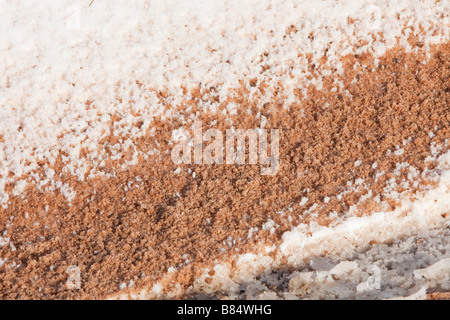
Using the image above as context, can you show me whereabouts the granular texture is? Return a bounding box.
[184,223,450,300]
[0,43,448,299]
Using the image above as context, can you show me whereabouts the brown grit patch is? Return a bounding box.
[427,291,450,300]
[0,43,449,299]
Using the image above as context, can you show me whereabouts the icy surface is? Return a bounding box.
[191,224,450,300]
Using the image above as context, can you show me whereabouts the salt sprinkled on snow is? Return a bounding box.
[0,0,449,206]
[115,149,450,299]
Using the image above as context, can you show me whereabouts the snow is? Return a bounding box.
[0,0,449,206]
[0,0,449,300]
[117,149,450,299]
